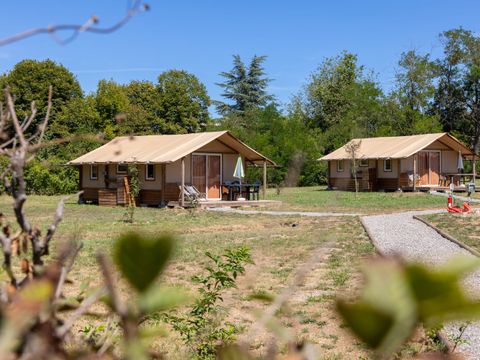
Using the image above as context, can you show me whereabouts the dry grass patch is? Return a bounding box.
[0,195,375,358]
[420,212,480,252]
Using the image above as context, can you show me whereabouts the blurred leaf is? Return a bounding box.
[217,344,254,360]
[114,232,174,292]
[337,300,394,348]
[138,286,190,313]
[336,258,417,356]
[247,290,275,302]
[405,258,480,325]
[55,297,81,311]
[124,340,148,360]
[264,316,293,342]
[138,325,169,339]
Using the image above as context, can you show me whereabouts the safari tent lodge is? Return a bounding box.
[69,131,275,207]
[320,133,476,192]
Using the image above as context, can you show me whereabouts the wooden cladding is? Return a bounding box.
[98,189,117,206]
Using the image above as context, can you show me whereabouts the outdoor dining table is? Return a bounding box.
[444,173,475,186]
[222,183,257,201]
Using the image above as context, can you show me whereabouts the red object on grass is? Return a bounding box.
[447,202,472,213]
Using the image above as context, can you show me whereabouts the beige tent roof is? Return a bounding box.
[69,131,275,166]
[319,133,474,161]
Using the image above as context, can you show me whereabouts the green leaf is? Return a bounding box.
[337,258,417,356]
[138,286,190,313]
[114,232,174,292]
[337,300,394,348]
[405,258,480,325]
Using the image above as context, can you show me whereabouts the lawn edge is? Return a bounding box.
[412,215,480,257]
[359,216,386,257]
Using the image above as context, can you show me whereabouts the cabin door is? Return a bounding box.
[417,151,440,186]
[429,152,440,186]
[192,154,222,200]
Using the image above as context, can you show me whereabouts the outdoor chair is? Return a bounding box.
[185,185,207,201]
[178,184,206,205]
[230,180,242,200]
[249,180,261,200]
[223,181,232,200]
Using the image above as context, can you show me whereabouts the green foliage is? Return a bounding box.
[165,246,253,359]
[216,55,273,116]
[157,69,211,133]
[0,59,82,137]
[113,232,174,292]
[24,158,78,195]
[214,104,322,186]
[337,256,480,357]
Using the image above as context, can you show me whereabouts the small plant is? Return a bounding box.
[450,321,471,352]
[124,164,140,223]
[164,246,253,359]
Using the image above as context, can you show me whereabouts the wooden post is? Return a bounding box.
[79,165,83,191]
[413,155,417,192]
[327,161,331,189]
[473,155,477,183]
[104,164,109,189]
[161,164,166,206]
[181,157,185,207]
[397,159,401,190]
[262,160,267,200]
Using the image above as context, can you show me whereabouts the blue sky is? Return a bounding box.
[0,0,479,114]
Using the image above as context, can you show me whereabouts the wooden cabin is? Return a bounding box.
[69,131,275,206]
[319,133,476,192]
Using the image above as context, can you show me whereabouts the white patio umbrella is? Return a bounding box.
[233,156,245,200]
[457,150,464,173]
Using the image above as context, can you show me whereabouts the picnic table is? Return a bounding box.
[444,173,475,186]
[222,183,260,201]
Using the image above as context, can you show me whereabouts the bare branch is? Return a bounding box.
[5,90,27,148]
[55,286,107,338]
[37,86,52,144]
[0,1,150,47]
[97,253,126,317]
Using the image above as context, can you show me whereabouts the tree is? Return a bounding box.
[344,140,362,195]
[215,55,273,117]
[0,59,82,137]
[301,51,387,153]
[433,28,480,156]
[156,70,210,133]
[391,50,440,134]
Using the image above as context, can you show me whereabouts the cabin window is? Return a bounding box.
[384,159,392,172]
[337,160,344,172]
[90,164,98,180]
[146,164,155,180]
[359,159,369,167]
[117,164,128,174]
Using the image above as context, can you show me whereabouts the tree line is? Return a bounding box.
[1,27,479,194]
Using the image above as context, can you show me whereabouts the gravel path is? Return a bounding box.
[362,209,480,359]
[205,207,359,217]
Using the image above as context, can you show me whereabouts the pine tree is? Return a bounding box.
[215,55,273,116]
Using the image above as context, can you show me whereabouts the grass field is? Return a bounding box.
[266,186,446,214]
[420,212,480,252]
[0,188,449,358]
[0,194,375,359]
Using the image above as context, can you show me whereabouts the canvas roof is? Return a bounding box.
[69,131,275,166]
[319,133,474,161]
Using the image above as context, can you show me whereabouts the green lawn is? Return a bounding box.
[420,212,480,252]
[0,194,374,359]
[0,188,449,358]
[265,186,446,214]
